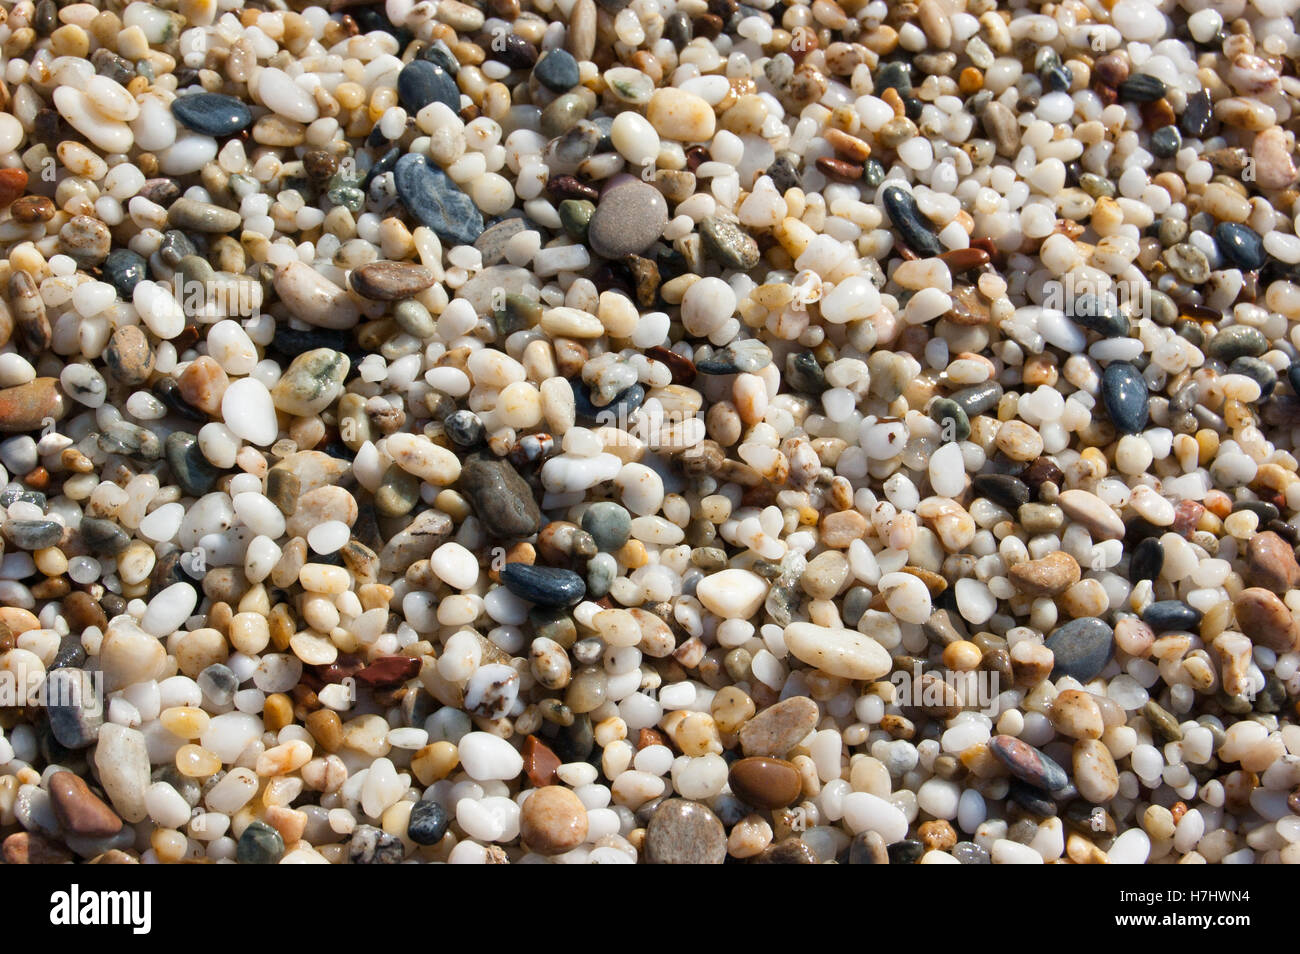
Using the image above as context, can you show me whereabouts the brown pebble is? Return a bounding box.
[348,261,436,300]
[729,756,803,809]
[520,785,588,855]
[0,378,66,433]
[3,830,73,864]
[0,167,28,207]
[48,770,123,838]
[523,734,561,787]
[815,156,864,182]
[1234,587,1300,653]
[62,590,108,631]
[752,836,819,863]
[1245,531,1300,594]
[10,194,55,223]
[355,654,421,687]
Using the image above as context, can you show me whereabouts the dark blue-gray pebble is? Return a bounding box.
[236,820,285,864]
[1070,293,1129,337]
[1046,616,1114,682]
[1229,356,1277,399]
[1214,222,1266,271]
[103,248,148,298]
[1129,537,1163,583]
[1101,361,1148,434]
[533,49,580,92]
[500,562,586,607]
[394,153,484,246]
[1142,600,1203,633]
[170,93,252,137]
[407,799,450,845]
[397,58,460,113]
[881,184,943,257]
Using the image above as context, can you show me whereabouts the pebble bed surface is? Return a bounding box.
[1,0,1300,868]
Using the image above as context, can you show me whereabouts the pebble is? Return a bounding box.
[520,786,588,855]
[738,696,818,758]
[645,798,727,864]
[586,179,668,259]
[171,93,252,137]
[882,185,943,257]
[407,799,450,845]
[458,457,543,539]
[397,59,461,113]
[533,50,580,93]
[349,261,436,300]
[783,621,892,680]
[1100,361,1148,435]
[394,153,485,246]
[48,771,122,838]
[989,735,1069,793]
[1045,617,1114,682]
[348,825,404,864]
[700,216,761,270]
[1245,531,1300,594]
[1234,588,1300,653]
[500,563,586,607]
[728,757,802,809]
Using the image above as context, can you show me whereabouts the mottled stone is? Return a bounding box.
[644,798,726,864]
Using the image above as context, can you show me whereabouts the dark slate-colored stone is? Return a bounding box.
[950,382,1003,418]
[1129,536,1164,583]
[164,431,222,497]
[79,517,129,555]
[875,60,912,96]
[1206,325,1267,362]
[4,519,62,550]
[1045,617,1114,682]
[1143,600,1203,633]
[1070,293,1129,337]
[766,156,802,193]
[886,839,925,864]
[102,248,147,299]
[972,473,1030,509]
[394,153,484,246]
[1180,89,1212,138]
[571,379,645,424]
[500,562,586,607]
[157,229,197,268]
[1008,778,1059,816]
[396,58,460,113]
[533,49,580,92]
[236,820,285,864]
[881,184,943,257]
[1118,73,1166,101]
[458,456,543,540]
[170,93,252,137]
[1215,222,1266,271]
[1150,124,1181,159]
[929,396,970,441]
[990,734,1070,792]
[1101,361,1148,434]
[407,799,450,845]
